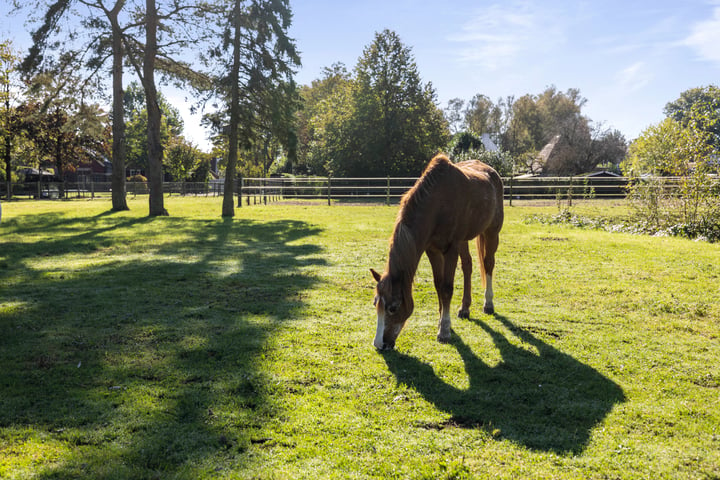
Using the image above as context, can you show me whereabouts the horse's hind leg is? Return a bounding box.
[477,230,499,315]
[458,241,472,319]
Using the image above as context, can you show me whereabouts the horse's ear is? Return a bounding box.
[370,268,382,283]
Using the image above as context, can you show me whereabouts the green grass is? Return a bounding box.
[1,197,719,479]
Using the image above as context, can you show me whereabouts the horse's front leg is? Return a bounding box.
[427,247,458,344]
[458,241,472,319]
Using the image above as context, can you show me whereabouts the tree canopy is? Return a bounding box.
[297,30,448,177]
[447,86,626,175]
[664,85,720,151]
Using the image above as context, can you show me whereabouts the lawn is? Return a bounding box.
[1,197,718,479]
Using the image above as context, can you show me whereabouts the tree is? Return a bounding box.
[339,29,449,176]
[583,124,627,171]
[1,41,22,199]
[19,0,135,210]
[624,115,718,228]
[141,0,167,215]
[102,0,132,211]
[16,54,109,196]
[444,97,465,135]
[664,85,720,151]
[123,82,184,173]
[296,63,353,175]
[464,94,504,143]
[165,136,202,182]
[203,0,300,218]
[504,94,542,157]
[501,86,611,175]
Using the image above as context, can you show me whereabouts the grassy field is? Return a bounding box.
[1,197,718,479]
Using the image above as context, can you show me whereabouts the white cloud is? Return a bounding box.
[683,6,720,64]
[615,62,653,92]
[448,2,565,71]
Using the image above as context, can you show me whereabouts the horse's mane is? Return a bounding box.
[386,154,454,281]
[398,154,453,223]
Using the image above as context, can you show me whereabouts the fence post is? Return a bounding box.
[327,175,332,206]
[386,176,390,205]
[508,176,513,207]
[237,176,243,207]
[568,176,573,207]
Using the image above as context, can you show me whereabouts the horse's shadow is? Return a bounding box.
[382,315,625,454]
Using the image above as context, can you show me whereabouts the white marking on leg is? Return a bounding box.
[437,307,452,342]
[484,273,494,312]
[374,313,386,349]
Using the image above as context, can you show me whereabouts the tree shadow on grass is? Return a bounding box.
[0,215,325,478]
[382,314,625,454]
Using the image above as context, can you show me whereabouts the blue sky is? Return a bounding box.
[3,0,720,149]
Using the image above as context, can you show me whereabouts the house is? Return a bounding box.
[75,158,112,183]
[480,133,499,153]
[531,135,562,174]
[583,170,622,178]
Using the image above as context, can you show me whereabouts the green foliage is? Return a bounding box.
[1,41,21,191]
[623,108,720,236]
[296,63,354,175]
[299,30,449,177]
[15,64,110,186]
[448,131,484,156]
[664,84,720,150]
[464,94,505,139]
[446,132,514,177]
[123,82,185,173]
[165,137,206,182]
[449,86,626,176]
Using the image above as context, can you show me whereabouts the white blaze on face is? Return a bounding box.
[373,311,386,349]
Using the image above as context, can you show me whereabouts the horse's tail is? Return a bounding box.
[476,234,487,289]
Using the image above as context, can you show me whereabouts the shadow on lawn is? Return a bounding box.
[382,314,625,454]
[0,213,325,478]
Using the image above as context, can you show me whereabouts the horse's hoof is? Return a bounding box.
[437,332,452,344]
[483,305,495,315]
[457,308,470,319]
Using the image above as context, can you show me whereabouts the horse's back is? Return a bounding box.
[452,160,504,236]
[455,160,503,194]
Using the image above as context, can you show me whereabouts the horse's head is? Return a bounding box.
[370,268,414,350]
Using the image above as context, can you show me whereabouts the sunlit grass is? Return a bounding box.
[1,196,719,479]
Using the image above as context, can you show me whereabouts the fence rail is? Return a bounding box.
[238,175,633,205]
[2,175,711,205]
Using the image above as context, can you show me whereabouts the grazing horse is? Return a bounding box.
[370,154,504,350]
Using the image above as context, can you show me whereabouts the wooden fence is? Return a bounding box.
[237,175,631,205]
[2,175,707,205]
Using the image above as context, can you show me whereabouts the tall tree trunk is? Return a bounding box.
[54,132,65,199]
[3,76,10,200]
[144,0,167,216]
[222,0,242,218]
[3,85,10,200]
[3,136,10,201]
[109,1,128,211]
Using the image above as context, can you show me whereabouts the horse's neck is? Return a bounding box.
[388,221,423,282]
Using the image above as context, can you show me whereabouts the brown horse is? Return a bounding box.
[370,154,504,350]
